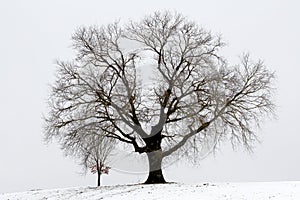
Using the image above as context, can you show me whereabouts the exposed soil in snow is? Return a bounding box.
[1,182,299,200]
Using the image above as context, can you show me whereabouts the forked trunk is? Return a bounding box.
[144,149,166,184]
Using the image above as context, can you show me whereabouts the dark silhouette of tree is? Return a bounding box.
[45,11,275,184]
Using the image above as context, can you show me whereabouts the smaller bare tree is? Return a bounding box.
[78,134,115,187]
[45,116,116,186]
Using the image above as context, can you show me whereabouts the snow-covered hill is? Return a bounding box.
[1,182,299,200]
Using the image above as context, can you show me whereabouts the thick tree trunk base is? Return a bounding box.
[144,169,167,184]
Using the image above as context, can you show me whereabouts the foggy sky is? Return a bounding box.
[0,0,299,193]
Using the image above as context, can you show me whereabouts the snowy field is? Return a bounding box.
[1,182,299,200]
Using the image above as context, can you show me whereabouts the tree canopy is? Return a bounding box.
[45,11,275,184]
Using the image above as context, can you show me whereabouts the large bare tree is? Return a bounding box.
[45,11,275,184]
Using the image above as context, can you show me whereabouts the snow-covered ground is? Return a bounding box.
[1,182,299,200]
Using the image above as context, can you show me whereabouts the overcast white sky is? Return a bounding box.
[0,0,300,194]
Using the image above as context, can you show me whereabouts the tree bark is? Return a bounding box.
[97,170,101,187]
[96,161,102,187]
[144,149,166,184]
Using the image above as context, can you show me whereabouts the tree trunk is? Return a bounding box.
[97,170,101,187]
[144,149,166,184]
